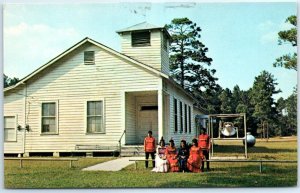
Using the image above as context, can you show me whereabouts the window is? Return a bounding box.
[132,31,151,47]
[141,106,158,111]
[174,98,178,133]
[84,51,95,65]
[87,101,104,133]
[180,101,183,133]
[188,106,191,133]
[184,104,187,133]
[41,102,57,134]
[4,116,16,142]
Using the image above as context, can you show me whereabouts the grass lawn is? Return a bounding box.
[4,138,298,188]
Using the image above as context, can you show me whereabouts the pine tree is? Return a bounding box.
[250,71,281,136]
[166,18,219,112]
[166,17,217,93]
[218,88,234,114]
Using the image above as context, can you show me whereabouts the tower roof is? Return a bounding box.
[116,22,163,33]
[116,22,171,38]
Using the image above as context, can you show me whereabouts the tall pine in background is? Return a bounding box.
[166,18,219,112]
[250,71,281,136]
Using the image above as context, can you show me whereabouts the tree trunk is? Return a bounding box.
[180,41,184,88]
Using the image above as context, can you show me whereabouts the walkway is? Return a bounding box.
[82,157,143,171]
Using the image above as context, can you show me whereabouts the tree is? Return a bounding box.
[250,71,281,136]
[273,15,297,71]
[274,87,297,137]
[284,87,297,135]
[166,18,220,113]
[218,88,234,114]
[274,97,286,136]
[199,85,222,114]
[4,74,19,88]
[232,85,242,112]
[166,18,217,92]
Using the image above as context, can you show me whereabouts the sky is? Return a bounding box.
[2,0,297,100]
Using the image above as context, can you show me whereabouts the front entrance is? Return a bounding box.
[137,104,158,144]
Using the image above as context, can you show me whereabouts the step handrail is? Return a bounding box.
[118,130,126,157]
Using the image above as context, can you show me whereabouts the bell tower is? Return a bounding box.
[117,22,170,75]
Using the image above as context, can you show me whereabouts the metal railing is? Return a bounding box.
[118,130,126,157]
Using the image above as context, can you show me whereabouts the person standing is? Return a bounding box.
[198,128,211,171]
[144,130,156,168]
[178,139,189,172]
[187,138,204,173]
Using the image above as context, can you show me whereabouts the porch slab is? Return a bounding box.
[82,157,142,171]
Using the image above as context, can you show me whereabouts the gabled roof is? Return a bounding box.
[116,22,171,38]
[4,37,168,92]
[4,36,200,110]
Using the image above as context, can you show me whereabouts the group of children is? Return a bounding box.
[144,129,211,173]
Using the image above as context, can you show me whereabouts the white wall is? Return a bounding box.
[4,86,25,153]
[163,80,196,146]
[120,30,170,76]
[4,42,161,153]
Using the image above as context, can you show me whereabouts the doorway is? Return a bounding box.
[136,104,158,144]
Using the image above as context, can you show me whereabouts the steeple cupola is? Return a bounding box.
[117,22,171,75]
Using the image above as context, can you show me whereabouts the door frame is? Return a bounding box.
[136,102,158,144]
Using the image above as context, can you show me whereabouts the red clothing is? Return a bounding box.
[165,146,179,172]
[187,146,204,173]
[198,134,210,149]
[144,136,156,152]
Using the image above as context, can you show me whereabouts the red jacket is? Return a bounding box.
[198,134,210,149]
[144,136,156,152]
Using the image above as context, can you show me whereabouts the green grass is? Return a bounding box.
[4,139,298,188]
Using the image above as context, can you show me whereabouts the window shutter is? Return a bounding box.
[132,31,151,46]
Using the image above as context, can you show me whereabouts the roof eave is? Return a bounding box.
[164,76,199,102]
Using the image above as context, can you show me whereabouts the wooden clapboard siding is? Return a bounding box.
[161,48,169,75]
[125,93,136,144]
[164,80,196,146]
[162,93,170,142]
[161,33,170,75]
[3,86,25,153]
[121,30,163,73]
[7,42,161,152]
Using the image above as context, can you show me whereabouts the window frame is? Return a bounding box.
[131,31,151,47]
[85,99,105,134]
[40,101,59,135]
[184,104,187,133]
[173,97,178,133]
[180,101,183,133]
[4,115,17,142]
[84,51,95,65]
[188,106,192,133]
